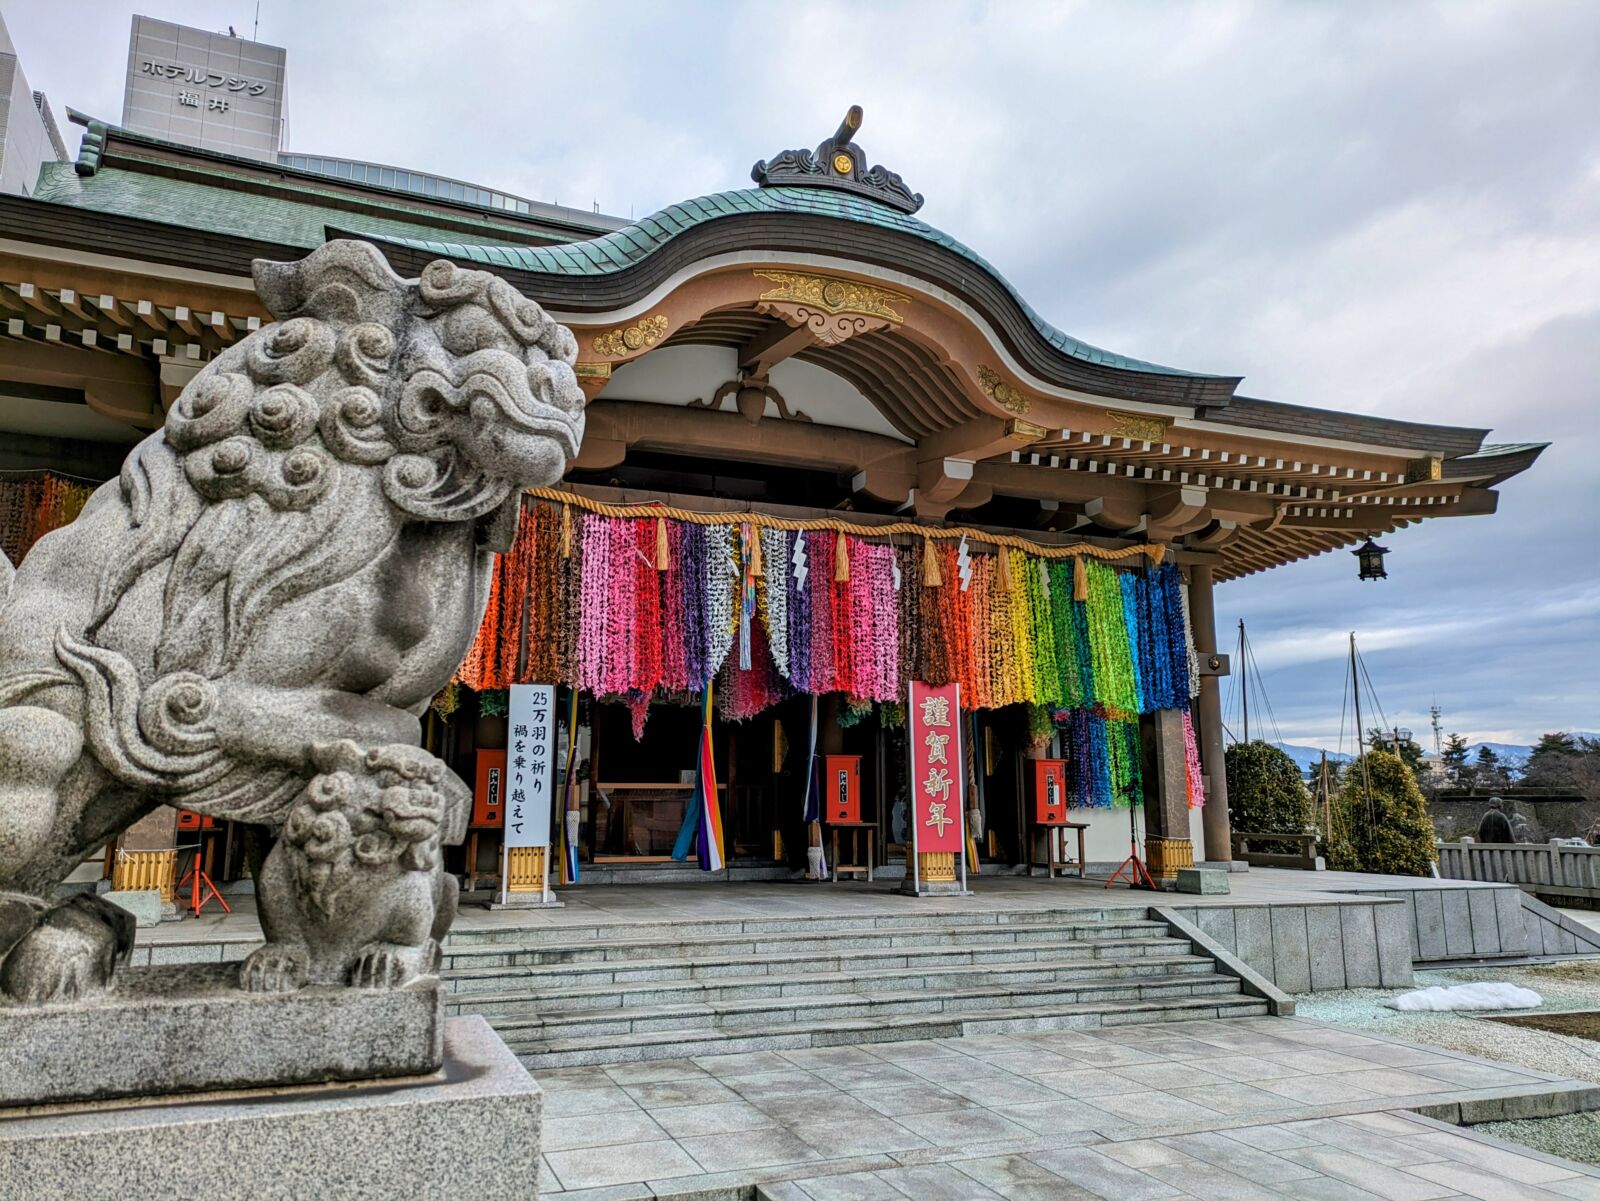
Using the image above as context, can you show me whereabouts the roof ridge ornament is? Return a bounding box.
[66,108,108,177]
[751,105,924,214]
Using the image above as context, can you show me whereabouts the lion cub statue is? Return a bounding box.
[0,239,583,1001]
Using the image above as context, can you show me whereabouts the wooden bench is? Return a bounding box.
[1231,831,1321,870]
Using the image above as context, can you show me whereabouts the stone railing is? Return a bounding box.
[1436,839,1600,899]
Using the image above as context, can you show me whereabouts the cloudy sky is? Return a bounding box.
[9,1,1596,750]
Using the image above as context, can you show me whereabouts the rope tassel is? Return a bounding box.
[1073,555,1088,602]
[834,531,850,582]
[923,536,943,587]
[560,503,574,558]
[655,517,670,571]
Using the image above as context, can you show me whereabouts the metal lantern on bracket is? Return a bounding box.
[1352,538,1390,581]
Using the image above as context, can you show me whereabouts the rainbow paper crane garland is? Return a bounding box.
[459,499,1205,808]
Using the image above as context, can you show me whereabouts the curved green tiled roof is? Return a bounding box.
[31,160,548,253]
[359,185,1215,380]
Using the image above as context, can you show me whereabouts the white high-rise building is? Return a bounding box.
[0,11,68,196]
[121,15,286,161]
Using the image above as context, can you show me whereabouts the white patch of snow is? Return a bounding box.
[1385,982,1543,1012]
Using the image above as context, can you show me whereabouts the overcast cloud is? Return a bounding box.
[8,0,1596,749]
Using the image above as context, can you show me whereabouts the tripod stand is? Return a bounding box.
[1105,803,1156,890]
[176,836,231,917]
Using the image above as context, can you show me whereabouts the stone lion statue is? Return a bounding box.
[0,239,583,1002]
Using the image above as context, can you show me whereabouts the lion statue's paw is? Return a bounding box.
[239,943,309,993]
[349,938,437,989]
[0,894,134,1004]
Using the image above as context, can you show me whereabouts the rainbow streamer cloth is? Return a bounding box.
[671,684,726,872]
[559,687,581,884]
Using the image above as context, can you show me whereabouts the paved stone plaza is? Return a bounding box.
[130,874,1600,1197]
[534,1013,1600,1199]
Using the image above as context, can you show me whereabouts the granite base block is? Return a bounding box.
[490,892,567,910]
[1175,868,1230,895]
[103,889,163,928]
[0,1017,540,1201]
[0,961,442,1107]
[895,882,973,897]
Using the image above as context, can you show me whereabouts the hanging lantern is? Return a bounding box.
[1352,538,1389,581]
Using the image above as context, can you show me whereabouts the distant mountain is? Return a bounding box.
[1272,743,1352,773]
[1466,742,1532,764]
[1244,736,1589,774]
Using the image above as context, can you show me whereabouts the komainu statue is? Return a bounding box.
[0,239,583,1002]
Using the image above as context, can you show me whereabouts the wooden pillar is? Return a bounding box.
[1141,708,1194,879]
[1187,565,1233,863]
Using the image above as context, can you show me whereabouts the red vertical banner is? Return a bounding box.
[908,681,964,854]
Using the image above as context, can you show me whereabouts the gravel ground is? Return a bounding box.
[1297,960,1600,1163]
[1478,1111,1600,1164]
[1296,961,1600,1086]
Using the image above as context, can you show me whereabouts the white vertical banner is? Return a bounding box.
[506,683,555,849]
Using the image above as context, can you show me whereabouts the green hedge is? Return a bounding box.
[1327,749,1437,876]
[1224,740,1309,841]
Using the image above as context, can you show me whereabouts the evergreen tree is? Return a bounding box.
[1474,745,1510,791]
[1522,732,1581,791]
[1327,749,1437,876]
[1441,733,1470,787]
[1367,727,1426,776]
[1225,740,1310,847]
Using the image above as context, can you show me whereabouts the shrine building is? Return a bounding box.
[0,102,1544,897]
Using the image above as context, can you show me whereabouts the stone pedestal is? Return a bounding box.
[0,962,443,1107]
[1176,867,1230,895]
[897,881,973,896]
[0,1017,540,1201]
[102,888,163,928]
[897,850,972,896]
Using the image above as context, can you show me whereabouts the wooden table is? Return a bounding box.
[829,822,875,882]
[464,828,498,892]
[1031,821,1089,879]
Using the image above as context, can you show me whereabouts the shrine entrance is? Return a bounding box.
[582,696,912,875]
[452,684,1087,887]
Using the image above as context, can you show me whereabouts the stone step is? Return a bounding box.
[454,972,1243,1030]
[444,952,1221,1011]
[504,994,1271,1069]
[439,904,1153,946]
[442,932,1194,986]
[439,919,1176,969]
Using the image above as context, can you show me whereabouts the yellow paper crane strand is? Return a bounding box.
[525,488,1164,568]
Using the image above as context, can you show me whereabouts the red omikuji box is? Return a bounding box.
[471,749,507,829]
[825,754,861,823]
[1031,759,1067,824]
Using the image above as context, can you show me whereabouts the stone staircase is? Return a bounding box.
[440,905,1267,1069]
